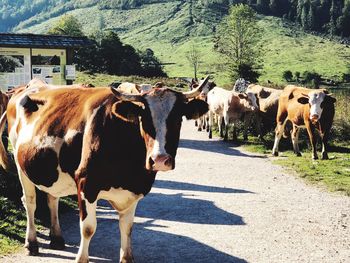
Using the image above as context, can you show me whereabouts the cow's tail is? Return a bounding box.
[0,111,10,170]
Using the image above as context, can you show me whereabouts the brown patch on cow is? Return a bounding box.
[17,144,59,187]
[80,199,88,221]
[77,178,88,221]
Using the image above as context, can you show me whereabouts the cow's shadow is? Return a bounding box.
[179,138,267,158]
[35,188,248,262]
[153,179,254,194]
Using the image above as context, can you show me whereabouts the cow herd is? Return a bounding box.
[191,78,336,161]
[0,76,336,263]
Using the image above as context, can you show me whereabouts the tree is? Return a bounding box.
[47,14,84,36]
[186,43,201,80]
[214,4,262,82]
[140,48,167,77]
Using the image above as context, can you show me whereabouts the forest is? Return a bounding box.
[1,0,349,37]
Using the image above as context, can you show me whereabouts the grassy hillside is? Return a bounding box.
[10,2,350,85]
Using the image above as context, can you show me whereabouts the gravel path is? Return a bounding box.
[1,120,349,263]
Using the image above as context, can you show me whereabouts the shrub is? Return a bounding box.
[282,70,293,82]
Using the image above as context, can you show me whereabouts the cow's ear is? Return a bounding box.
[183,99,209,120]
[297,97,309,104]
[325,95,336,104]
[112,101,143,123]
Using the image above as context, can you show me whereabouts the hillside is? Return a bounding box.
[1,0,350,85]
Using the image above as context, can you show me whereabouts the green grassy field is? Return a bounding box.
[17,2,350,86]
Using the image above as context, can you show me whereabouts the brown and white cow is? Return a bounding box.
[207,86,258,141]
[190,78,216,132]
[0,77,209,262]
[244,84,282,140]
[272,85,336,160]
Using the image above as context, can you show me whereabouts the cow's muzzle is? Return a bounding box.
[310,114,319,123]
[151,154,174,171]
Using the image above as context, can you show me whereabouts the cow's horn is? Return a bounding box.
[182,76,210,99]
[111,87,143,102]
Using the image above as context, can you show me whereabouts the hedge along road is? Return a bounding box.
[2,120,349,263]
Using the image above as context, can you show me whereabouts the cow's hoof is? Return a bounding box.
[312,155,319,160]
[50,235,65,250]
[120,256,135,263]
[25,241,39,256]
[197,127,202,131]
[243,136,248,141]
[296,152,302,157]
[194,121,198,127]
[209,133,212,139]
[321,152,329,160]
[272,151,278,157]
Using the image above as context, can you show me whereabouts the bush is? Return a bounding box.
[282,70,293,82]
[303,71,321,88]
[341,73,350,83]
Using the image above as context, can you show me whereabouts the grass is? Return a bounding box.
[0,193,78,256]
[240,131,350,196]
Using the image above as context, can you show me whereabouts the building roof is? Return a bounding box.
[0,33,94,49]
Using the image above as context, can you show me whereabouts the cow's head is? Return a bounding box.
[238,91,258,112]
[297,90,336,124]
[112,77,209,172]
[191,78,216,100]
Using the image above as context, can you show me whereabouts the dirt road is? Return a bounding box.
[2,120,349,263]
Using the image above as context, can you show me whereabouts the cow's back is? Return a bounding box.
[207,87,230,115]
[277,85,310,125]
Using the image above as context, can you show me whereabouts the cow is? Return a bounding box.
[271,85,336,160]
[114,82,161,95]
[244,84,283,140]
[233,78,250,93]
[207,86,258,141]
[190,78,216,131]
[0,77,209,263]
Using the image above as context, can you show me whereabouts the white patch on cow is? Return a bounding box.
[145,92,177,159]
[64,129,79,142]
[98,187,144,213]
[37,166,77,197]
[308,91,325,120]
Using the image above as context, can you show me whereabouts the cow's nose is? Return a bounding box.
[152,154,173,171]
[311,114,319,122]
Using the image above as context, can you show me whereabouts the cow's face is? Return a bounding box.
[238,92,258,111]
[198,80,216,100]
[297,90,336,123]
[112,84,208,172]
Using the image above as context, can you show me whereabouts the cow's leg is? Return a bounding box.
[208,111,213,139]
[19,171,39,255]
[205,114,210,132]
[291,124,301,156]
[47,194,65,250]
[305,122,318,160]
[76,199,97,263]
[119,202,138,263]
[320,130,330,160]
[272,118,287,156]
[218,115,224,138]
[197,117,202,131]
[231,120,238,142]
[223,113,229,141]
[243,112,252,141]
